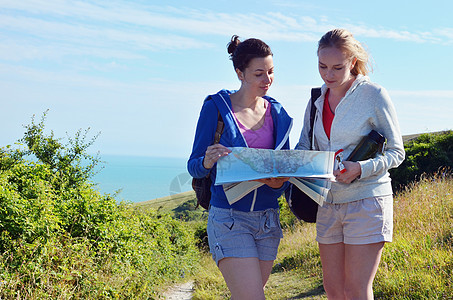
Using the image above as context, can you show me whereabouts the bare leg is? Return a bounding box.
[218,257,269,300]
[344,242,384,300]
[319,242,385,300]
[318,242,346,300]
[259,260,275,287]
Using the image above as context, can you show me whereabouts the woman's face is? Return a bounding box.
[318,46,355,91]
[237,55,274,97]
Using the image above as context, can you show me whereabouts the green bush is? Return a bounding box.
[173,198,208,221]
[278,195,298,229]
[192,220,210,252]
[390,130,453,191]
[0,113,200,299]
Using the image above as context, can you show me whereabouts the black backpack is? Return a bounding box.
[285,88,322,223]
[192,111,224,209]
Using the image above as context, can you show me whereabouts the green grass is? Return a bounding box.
[374,174,453,299]
[2,171,451,299]
[188,174,453,299]
[3,116,451,299]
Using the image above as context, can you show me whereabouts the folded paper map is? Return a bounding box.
[215,147,335,205]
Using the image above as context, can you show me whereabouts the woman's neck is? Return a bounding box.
[327,76,356,112]
[230,89,262,111]
[329,76,356,99]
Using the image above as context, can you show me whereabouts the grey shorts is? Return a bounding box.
[316,195,393,245]
[207,206,283,265]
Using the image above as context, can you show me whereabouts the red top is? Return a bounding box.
[322,89,335,139]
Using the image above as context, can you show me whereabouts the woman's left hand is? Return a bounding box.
[333,161,361,184]
[254,177,289,189]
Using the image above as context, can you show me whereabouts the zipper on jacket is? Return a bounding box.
[250,189,257,212]
[275,118,293,150]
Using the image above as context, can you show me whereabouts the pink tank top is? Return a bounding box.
[233,100,274,149]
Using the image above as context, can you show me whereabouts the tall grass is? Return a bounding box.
[375,173,453,299]
[191,174,453,299]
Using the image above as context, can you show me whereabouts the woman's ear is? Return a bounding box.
[350,57,358,70]
[236,68,244,81]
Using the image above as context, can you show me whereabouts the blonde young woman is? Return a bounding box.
[296,29,405,299]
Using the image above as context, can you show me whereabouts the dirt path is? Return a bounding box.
[162,280,194,299]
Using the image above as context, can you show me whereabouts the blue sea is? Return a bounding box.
[91,155,193,203]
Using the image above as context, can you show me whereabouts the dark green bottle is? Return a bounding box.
[346,130,386,162]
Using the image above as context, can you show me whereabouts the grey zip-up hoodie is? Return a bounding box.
[296,75,405,204]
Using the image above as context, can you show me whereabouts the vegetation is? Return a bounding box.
[188,131,453,299]
[0,113,199,299]
[190,174,453,299]
[375,173,453,298]
[1,115,451,299]
[390,130,453,191]
[134,191,208,222]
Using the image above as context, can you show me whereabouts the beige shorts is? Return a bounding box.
[316,195,393,245]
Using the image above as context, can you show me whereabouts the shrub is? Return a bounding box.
[278,195,298,229]
[390,130,453,191]
[0,113,200,299]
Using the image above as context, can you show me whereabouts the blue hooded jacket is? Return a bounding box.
[188,89,293,212]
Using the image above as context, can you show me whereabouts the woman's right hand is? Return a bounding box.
[203,144,231,169]
[333,161,361,184]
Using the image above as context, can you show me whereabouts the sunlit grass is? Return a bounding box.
[375,173,453,299]
[191,174,453,299]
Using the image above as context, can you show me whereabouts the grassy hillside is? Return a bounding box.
[133,191,209,222]
[402,130,447,143]
[133,190,196,212]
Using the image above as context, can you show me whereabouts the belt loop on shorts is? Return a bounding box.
[262,209,277,233]
[229,208,233,217]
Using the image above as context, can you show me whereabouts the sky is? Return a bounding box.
[1,0,452,159]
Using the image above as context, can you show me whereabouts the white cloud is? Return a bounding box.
[0,14,213,54]
[1,0,452,158]
[2,0,452,47]
[433,28,453,43]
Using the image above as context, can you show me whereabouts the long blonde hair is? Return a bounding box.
[318,29,371,76]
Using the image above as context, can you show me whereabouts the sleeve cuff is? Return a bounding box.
[358,160,371,179]
[194,156,211,178]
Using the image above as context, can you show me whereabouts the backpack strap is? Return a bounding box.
[213,111,224,144]
[308,88,322,150]
[201,106,224,181]
[204,93,225,145]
